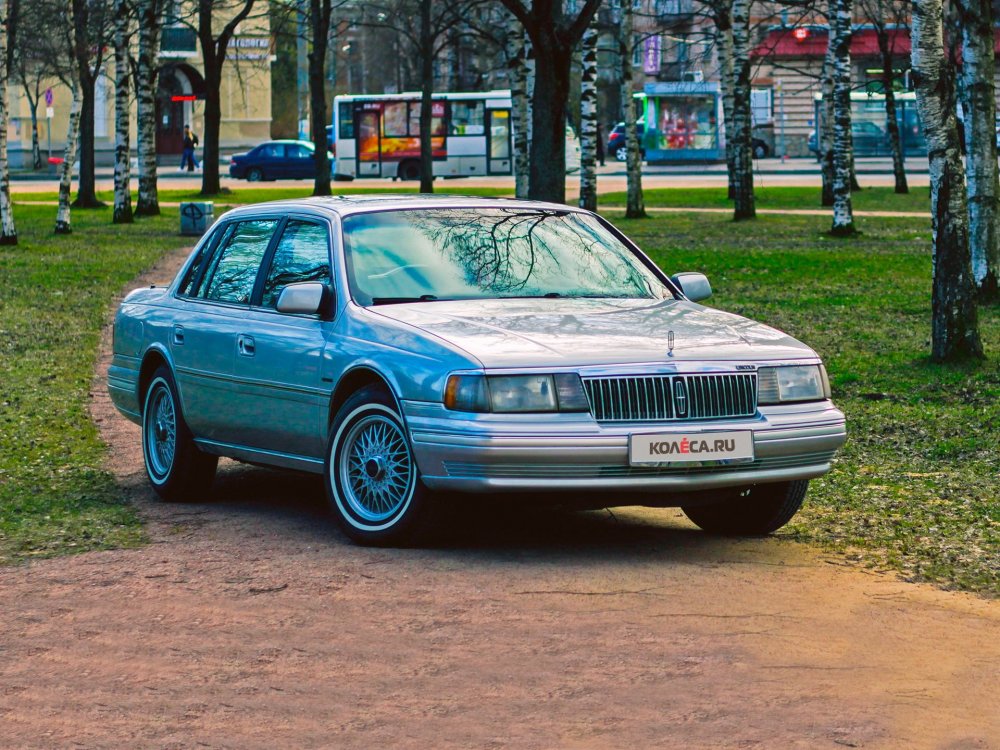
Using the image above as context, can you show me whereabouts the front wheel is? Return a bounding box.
[142,366,217,502]
[681,480,808,536]
[325,386,436,546]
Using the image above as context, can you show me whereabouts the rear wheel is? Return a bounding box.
[681,480,808,536]
[142,366,217,502]
[615,146,628,162]
[325,385,437,546]
[398,160,421,181]
[247,167,264,182]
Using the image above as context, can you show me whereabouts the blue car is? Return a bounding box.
[229,140,334,182]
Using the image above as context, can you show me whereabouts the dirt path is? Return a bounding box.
[0,248,997,750]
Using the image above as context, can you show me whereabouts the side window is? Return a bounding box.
[338,102,354,139]
[199,219,279,304]
[177,224,227,296]
[260,221,331,309]
[258,144,284,158]
[450,101,485,135]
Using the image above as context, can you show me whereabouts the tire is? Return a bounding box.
[141,366,218,502]
[615,146,628,162]
[753,142,769,159]
[398,160,421,181]
[247,167,264,182]
[324,385,437,546]
[681,480,808,536]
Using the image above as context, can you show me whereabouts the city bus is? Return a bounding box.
[332,90,514,181]
[332,90,582,181]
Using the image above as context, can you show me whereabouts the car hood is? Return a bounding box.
[370,298,817,368]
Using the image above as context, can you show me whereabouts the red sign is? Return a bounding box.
[171,94,196,102]
[793,27,811,43]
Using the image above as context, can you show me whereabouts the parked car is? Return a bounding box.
[228,140,334,182]
[608,121,646,162]
[808,121,889,157]
[108,196,846,546]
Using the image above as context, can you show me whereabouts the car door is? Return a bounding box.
[260,143,286,179]
[286,143,315,179]
[172,217,281,444]
[230,217,334,460]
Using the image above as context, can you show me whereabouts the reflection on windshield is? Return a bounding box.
[342,208,665,305]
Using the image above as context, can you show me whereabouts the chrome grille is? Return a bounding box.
[583,373,757,422]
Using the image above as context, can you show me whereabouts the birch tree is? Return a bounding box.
[112,0,133,224]
[54,86,83,234]
[829,0,855,236]
[578,20,598,212]
[0,0,16,245]
[497,0,603,203]
[619,0,644,219]
[9,0,50,171]
[956,0,1000,300]
[135,0,163,216]
[819,37,835,206]
[910,0,984,360]
[730,0,754,220]
[701,0,736,198]
[506,25,530,199]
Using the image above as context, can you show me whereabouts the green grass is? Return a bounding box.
[1,201,996,595]
[610,212,998,594]
[0,205,188,564]
[600,186,931,213]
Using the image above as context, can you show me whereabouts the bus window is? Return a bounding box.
[384,101,409,137]
[338,102,354,139]
[406,102,447,136]
[451,101,485,135]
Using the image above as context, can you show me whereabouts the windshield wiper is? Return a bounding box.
[370,294,440,305]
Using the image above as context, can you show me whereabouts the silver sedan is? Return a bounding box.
[108,196,846,545]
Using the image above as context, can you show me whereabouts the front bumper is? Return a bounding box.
[404,400,846,498]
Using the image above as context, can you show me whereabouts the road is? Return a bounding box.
[8,157,932,195]
[2,244,995,750]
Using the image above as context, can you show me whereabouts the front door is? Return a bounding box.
[356,109,382,178]
[486,109,512,175]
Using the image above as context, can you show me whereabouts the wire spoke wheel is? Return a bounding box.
[338,414,415,524]
[145,384,177,480]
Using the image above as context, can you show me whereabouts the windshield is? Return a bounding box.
[342,208,668,305]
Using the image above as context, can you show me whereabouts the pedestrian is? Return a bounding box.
[181,125,200,172]
[596,122,606,167]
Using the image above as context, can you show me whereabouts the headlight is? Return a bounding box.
[444,373,590,413]
[757,365,830,405]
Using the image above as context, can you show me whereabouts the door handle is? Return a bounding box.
[237,334,255,357]
[173,325,184,345]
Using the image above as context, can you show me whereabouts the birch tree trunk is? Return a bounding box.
[878,32,908,194]
[578,21,598,212]
[957,0,1000,300]
[135,0,161,216]
[830,0,856,236]
[911,0,984,360]
[523,30,535,197]
[620,2,644,218]
[710,0,736,199]
[507,26,530,199]
[820,37,835,206]
[112,0,133,224]
[55,87,83,235]
[29,108,41,170]
[0,0,16,245]
[730,0,754,220]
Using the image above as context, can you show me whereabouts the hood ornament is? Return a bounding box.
[667,330,675,356]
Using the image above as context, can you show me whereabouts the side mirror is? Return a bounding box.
[276,282,335,317]
[671,272,712,302]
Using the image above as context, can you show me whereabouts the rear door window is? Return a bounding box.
[197,219,279,304]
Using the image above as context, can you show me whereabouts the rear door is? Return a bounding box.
[356,108,382,177]
[172,218,280,444]
[286,143,316,179]
[231,217,334,460]
[486,109,512,175]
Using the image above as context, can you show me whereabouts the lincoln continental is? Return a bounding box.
[108,196,846,545]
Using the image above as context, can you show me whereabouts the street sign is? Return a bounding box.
[44,88,53,106]
[45,107,54,119]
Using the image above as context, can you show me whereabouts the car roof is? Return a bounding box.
[218,194,583,220]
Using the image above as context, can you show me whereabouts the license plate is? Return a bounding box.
[629,431,754,465]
